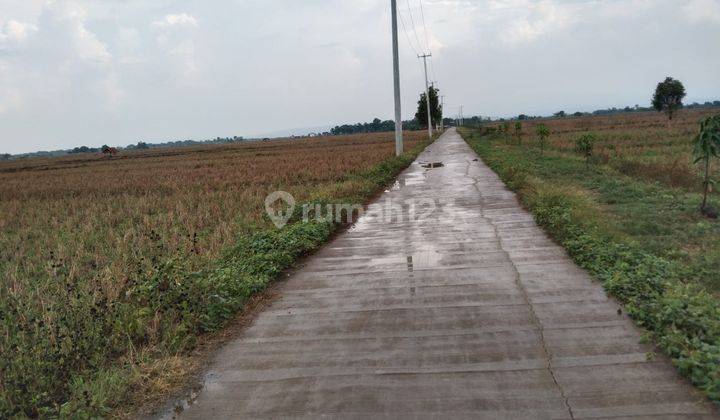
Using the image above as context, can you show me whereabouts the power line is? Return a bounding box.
[398,7,420,56]
[418,0,432,54]
[429,55,437,87]
[405,0,425,54]
[418,0,437,92]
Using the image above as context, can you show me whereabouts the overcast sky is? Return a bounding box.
[0,0,719,154]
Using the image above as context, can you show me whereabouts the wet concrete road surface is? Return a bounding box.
[177,129,717,419]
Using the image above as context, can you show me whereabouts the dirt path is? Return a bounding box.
[174,129,716,419]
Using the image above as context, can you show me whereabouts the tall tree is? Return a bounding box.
[652,77,686,120]
[415,86,442,129]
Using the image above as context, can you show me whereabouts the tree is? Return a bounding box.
[415,86,442,129]
[101,145,118,157]
[69,146,95,154]
[554,111,566,118]
[652,77,686,120]
[693,115,720,215]
[536,124,550,154]
[575,133,596,169]
[136,141,149,150]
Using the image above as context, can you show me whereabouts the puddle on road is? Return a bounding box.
[156,372,221,419]
[385,179,405,192]
[157,390,198,419]
[404,173,426,186]
[412,249,443,270]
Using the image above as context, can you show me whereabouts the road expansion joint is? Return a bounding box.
[472,178,576,420]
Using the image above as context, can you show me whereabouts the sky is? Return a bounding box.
[0,0,719,154]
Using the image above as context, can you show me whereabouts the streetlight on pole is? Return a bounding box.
[390,0,403,156]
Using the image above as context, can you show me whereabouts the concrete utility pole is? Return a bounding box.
[390,0,403,156]
[440,95,445,131]
[418,53,433,139]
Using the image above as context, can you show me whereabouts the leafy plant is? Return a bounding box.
[514,121,522,144]
[693,115,720,214]
[536,124,550,153]
[575,133,596,168]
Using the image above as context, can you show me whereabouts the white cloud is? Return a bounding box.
[683,0,720,23]
[41,1,112,64]
[0,20,38,43]
[74,21,111,64]
[152,13,198,29]
[166,39,200,82]
[494,0,573,46]
[0,1,120,118]
[150,13,201,84]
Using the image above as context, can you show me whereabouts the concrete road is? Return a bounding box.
[177,129,717,419]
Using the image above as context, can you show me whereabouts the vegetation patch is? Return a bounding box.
[460,117,720,402]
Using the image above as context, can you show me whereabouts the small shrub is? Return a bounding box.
[536,124,550,154]
[575,133,596,169]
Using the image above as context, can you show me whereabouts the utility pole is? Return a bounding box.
[459,105,464,127]
[390,0,403,156]
[418,53,433,139]
[440,95,445,131]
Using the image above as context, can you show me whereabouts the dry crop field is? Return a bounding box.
[514,108,720,190]
[0,131,428,417]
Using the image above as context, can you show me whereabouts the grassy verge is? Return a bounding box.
[459,127,720,402]
[1,137,432,418]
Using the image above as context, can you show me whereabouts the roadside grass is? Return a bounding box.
[0,132,431,417]
[460,116,720,402]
